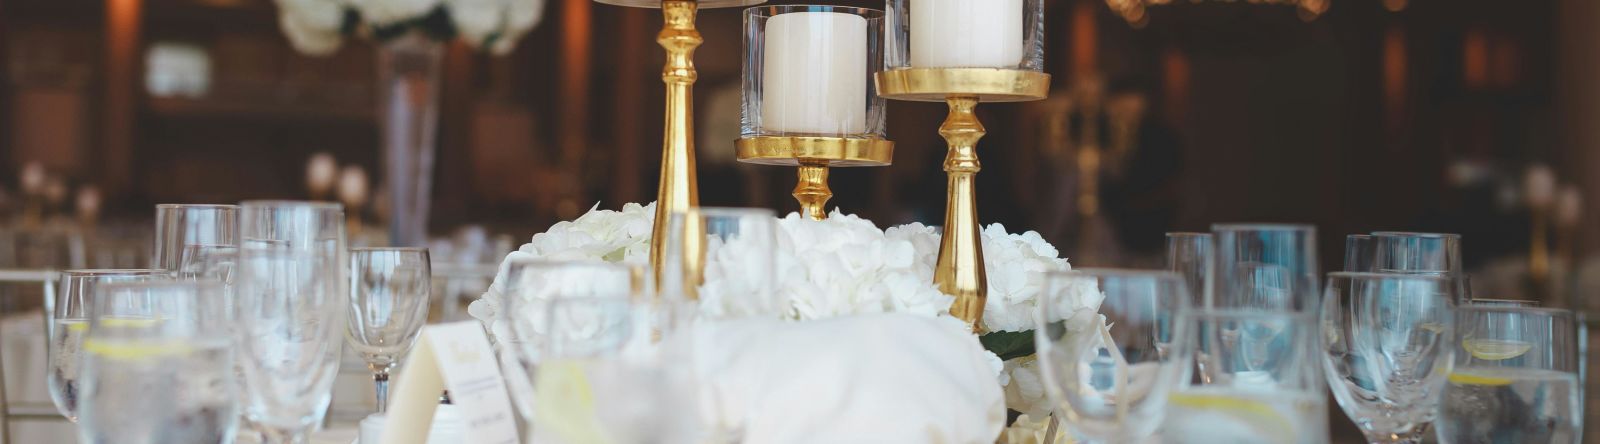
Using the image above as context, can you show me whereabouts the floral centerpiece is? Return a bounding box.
[274,0,546,55]
[471,202,1105,437]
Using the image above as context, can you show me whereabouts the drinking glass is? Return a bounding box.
[152,204,240,273]
[1212,224,1319,312]
[1371,232,1462,275]
[1036,269,1193,443]
[524,297,702,444]
[1166,232,1214,310]
[496,259,640,422]
[236,201,345,443]
[1162,311,1328,444]
[1437,306,1581,444]
[347,247,432,413]
[663,207,781,319]
[1321,272,1456,443]
[48,269,169,422]
[76,280,237,444]
[1346,234,1375,272]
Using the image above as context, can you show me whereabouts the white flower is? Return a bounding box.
[276,0,346,55]
[470,202,654,330]
[444,0,545,54]
[350,0,443,26]
[980,224,1071,332]
[1002,358,1051,418]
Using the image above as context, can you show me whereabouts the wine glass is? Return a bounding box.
[1162,310,1329,444]
[1437,306,1582,443]
[48,269,169,422]
[524,296,702,444]
[496,259,640,422]
[236,201,345,443]
[346,247,431,413]
[1346,234,1375,272]
[1166,232,1213,310]
[1372,232,1468,303]
[662,207,781,319]
[1320,272,1456,443]
[1036,269,1193,443]
[76,279,238,443]
[152,204,239,273]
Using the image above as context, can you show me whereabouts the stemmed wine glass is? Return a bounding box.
[235,200,345,443]
[346,247,432,413]
[1036,269,1193,443]
[496,259,639,422]
[662,207,781,319]
[1436,306,1582,443]
[76,280,238,443]
[1320,272,1456,443]
[48,269,169,423]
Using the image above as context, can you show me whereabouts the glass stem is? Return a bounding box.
[261,426,312,444]
[375,370,391,413]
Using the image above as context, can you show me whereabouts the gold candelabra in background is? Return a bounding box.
[878,68,1051,332]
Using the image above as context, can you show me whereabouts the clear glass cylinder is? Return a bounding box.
[883,0,1045,71]
[741,5,887,139]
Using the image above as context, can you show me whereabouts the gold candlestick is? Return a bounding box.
[878,68,1050,332]
[736,136,894,220]
[597,0,765,296]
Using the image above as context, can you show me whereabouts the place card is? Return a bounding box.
[381,321,518,444]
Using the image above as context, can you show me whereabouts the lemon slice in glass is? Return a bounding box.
[1448,370,1513,386]
[533,360,611,444]
[1168,391,1297,443]
[1462,338,1532,361]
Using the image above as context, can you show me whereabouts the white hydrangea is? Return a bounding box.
[275,0,347,55]
[474,202,1104,416]
[446,0,547,55]
[349,0,443,26]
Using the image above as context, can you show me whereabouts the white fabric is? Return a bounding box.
[693,313,1006,444]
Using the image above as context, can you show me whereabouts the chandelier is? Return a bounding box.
[1106,0,1331,25]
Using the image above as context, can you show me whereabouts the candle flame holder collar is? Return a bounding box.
[879,0,1049,332]
[738,5,892,220]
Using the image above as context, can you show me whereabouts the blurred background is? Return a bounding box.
[1,0,1599,441]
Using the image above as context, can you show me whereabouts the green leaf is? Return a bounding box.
[980,330,1035,361]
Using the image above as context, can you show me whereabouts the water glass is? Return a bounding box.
[1212,224,1319,312]
[1036,269,1193,443]
[1166,232,1214,310]
[152,204,239,273]
[1437,306,1581,444]
[526,297,702,444]
[1371,232,1462,275]
[236,201,345,443]
[497,259,641,421]
[1163,310,1328,444]
[1321,272,1455,443]
[1346,234,1375,272]
[76,280,237,444]
[663,207,781,319]
[48,269,169,422]
[347,247,431,413]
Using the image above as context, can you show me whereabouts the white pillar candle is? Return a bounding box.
[910,0,1025,68]
[761,12,868,135]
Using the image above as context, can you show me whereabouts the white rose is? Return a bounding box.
[350,0,443,26]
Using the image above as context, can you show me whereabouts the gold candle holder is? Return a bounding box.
[878,68,1051,332]
[596,0,766,295]
[736,136,894,220]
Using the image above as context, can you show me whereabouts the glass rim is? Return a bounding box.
[745,4,886,19]
[239,200,343,211]
[156,203,239,211]
[61,268,169,276]
[1180,309,1316,323]
[1455,304,1576,318]
[1371,231,1461,239]
[350,246,430,253]
[1325,271,1452,282]
[1346,234,1372,239]
[1210,223,1316,232]
[1050,267,1183,281]
[99,279,223,292]
[1465,298,1540,306]
[1165,232,1212,238]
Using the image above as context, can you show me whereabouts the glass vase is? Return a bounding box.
[377,33,444,247]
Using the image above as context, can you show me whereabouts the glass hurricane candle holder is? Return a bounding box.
[736,5,893,220]
[874,0,1050,332]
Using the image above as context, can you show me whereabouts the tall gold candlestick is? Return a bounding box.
[878,68,1050,332]
[651,0,704,295]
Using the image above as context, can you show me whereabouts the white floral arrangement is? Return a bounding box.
[470,202,1105,426]
[274,0,546,55]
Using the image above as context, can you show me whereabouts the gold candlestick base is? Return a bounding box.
[877,67,1050,332]
[736,136,894,220]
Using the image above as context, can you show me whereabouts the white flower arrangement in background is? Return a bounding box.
[470,202,1105,416]
[273,0,546,56]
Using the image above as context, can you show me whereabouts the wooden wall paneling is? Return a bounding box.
[102,0,141,196]
[611,8,648,206]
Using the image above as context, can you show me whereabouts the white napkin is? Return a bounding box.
[692,314,1006,444]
